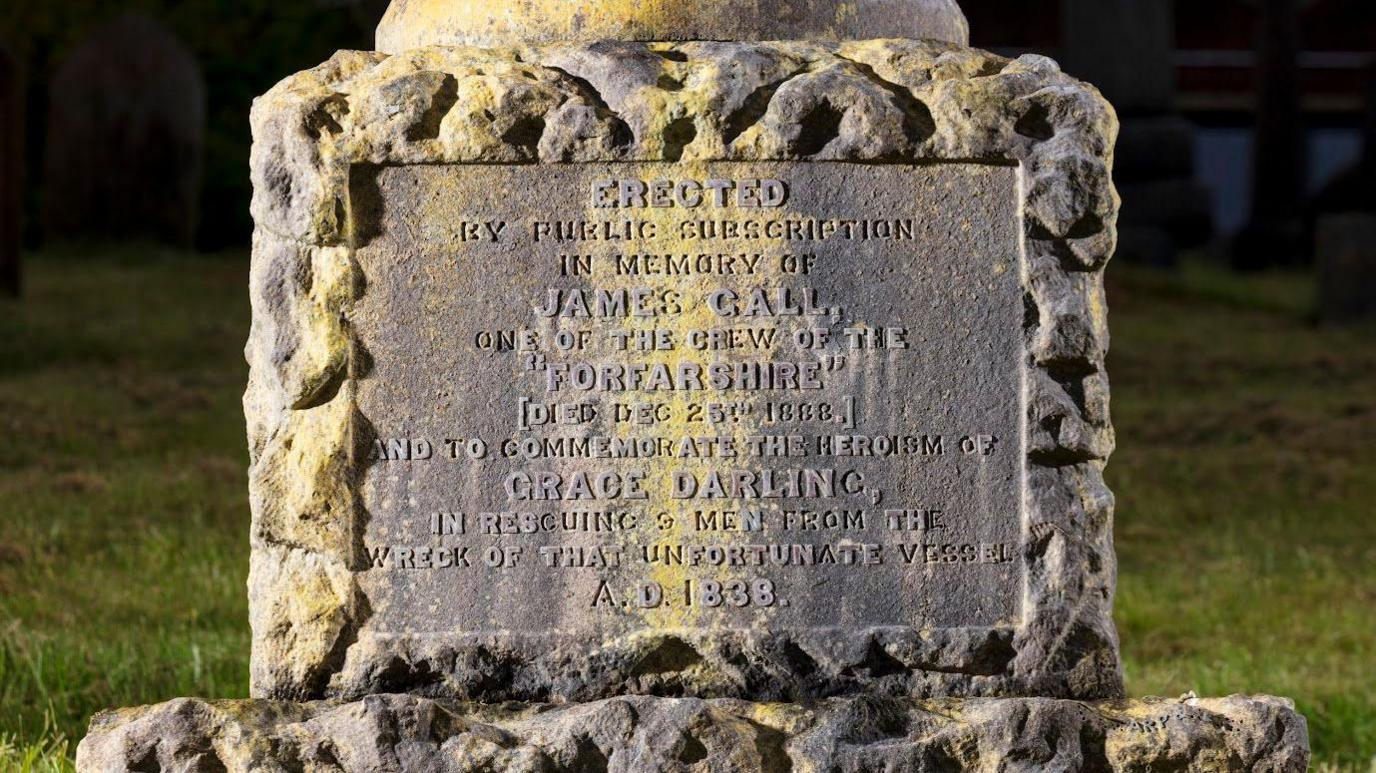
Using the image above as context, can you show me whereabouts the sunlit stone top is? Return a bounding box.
[376,0,969,51]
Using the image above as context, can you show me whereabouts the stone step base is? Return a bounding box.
[77,693,1308,772]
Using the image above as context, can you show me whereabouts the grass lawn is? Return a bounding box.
[0,249,1373,770]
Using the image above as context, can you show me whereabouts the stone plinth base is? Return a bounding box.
[77,694,1307,772]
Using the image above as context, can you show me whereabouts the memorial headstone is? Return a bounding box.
[1316,214,1376,324]
[1060,0,1212,266]
[77,1,1311,769]
[1312,66,1376,323]
[1235,0,1308,269]
[243,21,1124,710]
[42,14,205,246]
[0,44,19,297]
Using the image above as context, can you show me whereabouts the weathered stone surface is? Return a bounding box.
[376,0,969,51]
[350,159,1026,677]
[76,693,1309,772]
[248,40,1121,704]
[42,13,205,246]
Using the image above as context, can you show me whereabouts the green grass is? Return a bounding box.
[0,248,250,771]
[0,250,1373,769]
[1107,260,1376,769]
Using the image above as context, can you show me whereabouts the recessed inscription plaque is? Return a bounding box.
[349,161,1023,638]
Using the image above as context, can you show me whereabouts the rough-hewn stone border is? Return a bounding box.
[247,39,1121,702]
[77,694,1308,772]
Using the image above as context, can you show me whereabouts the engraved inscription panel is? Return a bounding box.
[350,162,1024,638]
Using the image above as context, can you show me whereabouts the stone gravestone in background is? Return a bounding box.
[1316,214,1376,324]
[1313,65,1376,323]
[42,13,205,247]
[77,1,1310,769]
[1060,0,1212,267]
[1235,0,1308,269]
[0,44,19,297]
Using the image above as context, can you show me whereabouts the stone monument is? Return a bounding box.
[1060,0,1212,266]
[1234,0,1307,269]
[77,1,1311,769]
[42,14,205,247]
[0,43,19,297]
[1316,214,1376,324]
[1312,65,1376,324]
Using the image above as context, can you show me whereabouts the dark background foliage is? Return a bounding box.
[0,0,386,249]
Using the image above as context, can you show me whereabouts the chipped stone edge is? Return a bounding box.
[246,39,1122,702]
[76,693,1309,772]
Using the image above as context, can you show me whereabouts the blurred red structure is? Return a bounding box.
[967,0,1375,118]
[966,0,1374,267]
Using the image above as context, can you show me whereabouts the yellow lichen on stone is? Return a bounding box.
[251,394,358,557]
[77,694,1310,772]
[375,0,969,51]
[249,547,360,696]
[293,246,357,409]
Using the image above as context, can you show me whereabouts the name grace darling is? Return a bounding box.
[503,467,870,502]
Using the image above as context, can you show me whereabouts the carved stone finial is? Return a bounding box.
[375,0,969,51]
